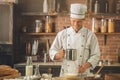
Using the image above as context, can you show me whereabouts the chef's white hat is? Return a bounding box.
[70,4,87,19]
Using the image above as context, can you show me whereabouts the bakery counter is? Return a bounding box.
[14,62,120,77]
[14,62,62,77]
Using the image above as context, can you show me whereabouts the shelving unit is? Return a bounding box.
[22,32,57,36]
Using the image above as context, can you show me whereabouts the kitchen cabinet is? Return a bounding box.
[0,2,22,66]
[14,62,61,77]
[14,62,120,78]
[0,2,14,66]
[19,13,57,62]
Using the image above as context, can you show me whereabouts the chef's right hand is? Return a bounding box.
[54,49,65,60]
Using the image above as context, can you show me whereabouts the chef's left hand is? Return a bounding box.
[78,62,92,73]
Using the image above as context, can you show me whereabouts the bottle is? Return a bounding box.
[57,3,60,13]
[35,20,42,33]
[105,0,109,13]
[92,18,99,33]
[43,0,48,13]
[25,56,33,77]
[94,0,100,14]
[45,16,52,33]
[108,19,115,33]
[32,64,41,80]
[43,51,47,63]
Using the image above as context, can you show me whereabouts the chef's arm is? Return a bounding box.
[49,32,64,61]
[78,62,92,73]
[82,62,92,69]
[54,49,65,60]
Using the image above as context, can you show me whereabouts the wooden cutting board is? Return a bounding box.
[104,74,120,80]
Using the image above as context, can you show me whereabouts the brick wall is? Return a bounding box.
[53,0,120,62]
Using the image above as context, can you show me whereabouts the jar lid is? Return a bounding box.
[109,19,114,21]
[35,20,41,22]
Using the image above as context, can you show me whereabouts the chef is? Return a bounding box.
[49,3,100,77]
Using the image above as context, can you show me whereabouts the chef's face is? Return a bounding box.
[70,18,84,32]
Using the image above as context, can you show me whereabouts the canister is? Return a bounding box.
[65,49,77,61]
[108,19,115,33]
[35,20,42,33]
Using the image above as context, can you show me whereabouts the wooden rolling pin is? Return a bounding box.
[26,42,31,56]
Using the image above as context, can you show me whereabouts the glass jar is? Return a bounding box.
[45,16,52,33]
[101,19,107,33]
[35,20,42,33]
[108,19,115,33]
[32,64,41,80]
[92,18,99,33]
[94,0,100,14]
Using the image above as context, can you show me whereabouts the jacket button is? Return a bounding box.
[68,44,70,46]
[83,35,85,37]
[81,45,84,47]
[80,55,82,57]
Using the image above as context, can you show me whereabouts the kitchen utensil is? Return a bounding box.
[26,42,31,56]
[32,40,39,55]
[94,64,104,78]
[65,49,77,61]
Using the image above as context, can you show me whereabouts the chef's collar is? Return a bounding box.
[70,26,84,33]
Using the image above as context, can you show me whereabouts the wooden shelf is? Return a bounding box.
[87,13,120,20]
[22,32,57,36]
[95,32,120,45]
[95,32,120,35]
[22,12,58,16]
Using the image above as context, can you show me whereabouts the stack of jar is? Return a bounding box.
[100,18,115,33]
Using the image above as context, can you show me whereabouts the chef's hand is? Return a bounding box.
[78,62,92,73]
[54,48,65,60]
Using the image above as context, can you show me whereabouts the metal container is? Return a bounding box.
[65,49,77,61]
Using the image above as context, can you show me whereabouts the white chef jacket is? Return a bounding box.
[49,26,100,77]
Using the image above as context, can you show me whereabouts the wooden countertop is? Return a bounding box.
[14,62,120,67]
[14,62,62,67]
